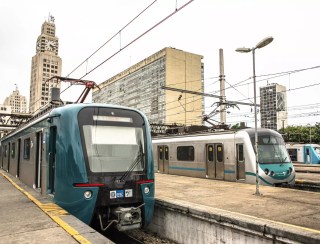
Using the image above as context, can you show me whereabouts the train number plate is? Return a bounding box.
[110,189,133,199]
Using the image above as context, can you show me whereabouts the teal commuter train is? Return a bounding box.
[0,103,154,231]
[286,143,320,164]
[153,128,295,186]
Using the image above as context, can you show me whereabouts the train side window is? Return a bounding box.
[287,149,297,161]
[306,148,310,155]
[11,142,15,158]
[177,146,194,161]
[216,145,223,162]
[23,138,31,160]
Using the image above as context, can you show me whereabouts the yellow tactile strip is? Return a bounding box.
[1,172,90,244]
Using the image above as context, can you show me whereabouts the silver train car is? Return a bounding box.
[152,128,295,186]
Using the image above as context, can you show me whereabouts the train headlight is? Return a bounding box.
[270,171,275,176]
[289,167,293,173]
[264,168,269,175]
[84,190,92,199]
[144,186,150,194]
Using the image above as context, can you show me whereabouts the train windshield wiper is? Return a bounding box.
[280,156,287,166]
[118,142,144,183]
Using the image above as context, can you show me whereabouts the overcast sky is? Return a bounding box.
[1,0,319,127]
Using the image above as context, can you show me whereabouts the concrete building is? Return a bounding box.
[260,83,288,130]
[4,87,27,113]
[93,47,204,125]
[29,16,62,114]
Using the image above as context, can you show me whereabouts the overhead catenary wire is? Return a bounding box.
[61,0,195,95]
[66,0,158,78]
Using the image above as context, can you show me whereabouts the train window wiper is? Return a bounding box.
[117,142,144,183]
[280,156,287,166]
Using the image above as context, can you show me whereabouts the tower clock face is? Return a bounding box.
[45,39,57,51]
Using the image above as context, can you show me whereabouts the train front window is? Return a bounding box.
[314,147,320,156]
[256,135,290,164]
[83,125,144,173]
[78,107,146,173]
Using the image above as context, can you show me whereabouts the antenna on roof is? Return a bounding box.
[48,13,55,23]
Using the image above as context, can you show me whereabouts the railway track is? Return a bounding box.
[294,163,320,173]
[284,163,320,192]
[92,224,176,244]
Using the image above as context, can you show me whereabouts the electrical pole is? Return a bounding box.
[219,49,226,124]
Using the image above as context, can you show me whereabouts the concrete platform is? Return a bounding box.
[0,170,112,244]
[296,172,320,185]
[153,173,320,243]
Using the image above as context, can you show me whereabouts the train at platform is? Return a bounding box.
[286,143,320,164]
[152,128,295,186]
[0,103,155,231]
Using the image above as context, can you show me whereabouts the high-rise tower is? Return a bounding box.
[29,16,62,114]
[4,85,27,113]
[260,83,288,130]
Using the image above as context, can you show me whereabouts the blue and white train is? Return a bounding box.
[152,128,295,186]
[286,143,320,164]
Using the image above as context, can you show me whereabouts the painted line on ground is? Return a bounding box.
[1,172,90,244]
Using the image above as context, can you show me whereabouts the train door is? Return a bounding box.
[236,144,245,180]
[157,145,169,173]
[17,139,21,178]
[48,127,57,194]
[206,144,215,178]
[206,143,224,180]
[35,131,43,189]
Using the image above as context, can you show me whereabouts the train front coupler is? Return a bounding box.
[99,203,145,231]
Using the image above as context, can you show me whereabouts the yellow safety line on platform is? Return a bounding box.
[1,172,91,244]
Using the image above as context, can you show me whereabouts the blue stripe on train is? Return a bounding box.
[169,166,206,171]
[168,166,235,175]
[246,172,273,185]
[167,167,295,186]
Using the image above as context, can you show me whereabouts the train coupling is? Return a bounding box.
[113,206,142,231]
[99,204,145,231]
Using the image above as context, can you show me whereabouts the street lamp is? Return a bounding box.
[236,36,274,196]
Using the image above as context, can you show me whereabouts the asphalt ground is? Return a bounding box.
[0,169,112,244]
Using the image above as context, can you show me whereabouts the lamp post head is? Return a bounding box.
[235,47,252,53]
[255,36,273,49]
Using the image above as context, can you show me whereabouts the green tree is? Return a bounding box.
[279,125,320,144]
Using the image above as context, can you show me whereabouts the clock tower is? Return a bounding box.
[29,15,62,114]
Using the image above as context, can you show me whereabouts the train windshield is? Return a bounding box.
[256,134,291,164]
[78,107,146,173]
[313,146,320,156]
